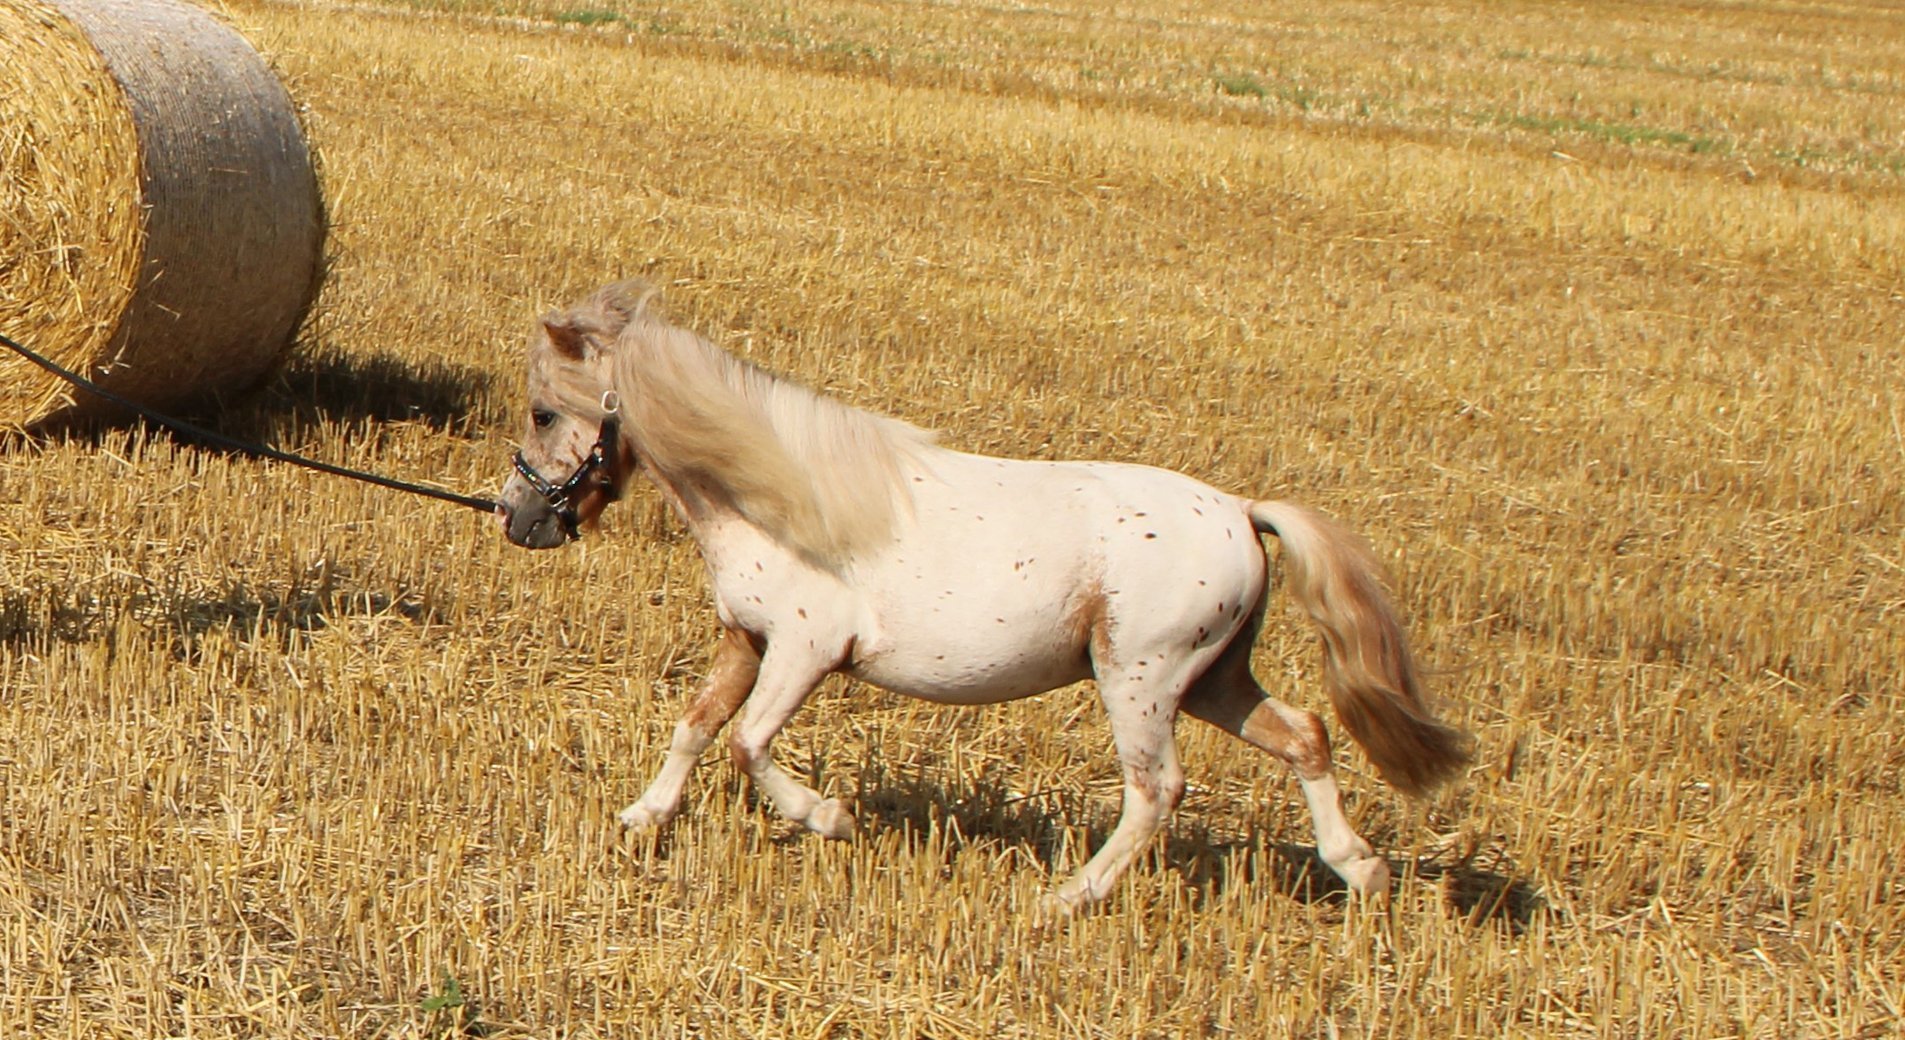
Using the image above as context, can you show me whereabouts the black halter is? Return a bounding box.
[511,416,622,539]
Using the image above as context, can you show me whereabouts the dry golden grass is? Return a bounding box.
[1,0,1900,1035]
[0,0,144,423]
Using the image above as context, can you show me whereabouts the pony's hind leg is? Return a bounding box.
[620,627,761,830]
[1046,665,1194,913]
[1180,646,1391,896]
[724,640,855,840]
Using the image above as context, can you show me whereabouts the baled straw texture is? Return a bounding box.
[0,0,323,429]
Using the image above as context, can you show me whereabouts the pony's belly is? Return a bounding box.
[845,630,1092,706]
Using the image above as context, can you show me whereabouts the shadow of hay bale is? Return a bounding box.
[258,343,497,434]
[2,339,494,462]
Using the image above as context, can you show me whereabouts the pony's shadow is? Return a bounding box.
[1175,833,1548,931]
[0,589,77,648]
[853,761,1087,863]
[848,760,1346,905]
[1408,849,1550,932]
[850,759,1548,928]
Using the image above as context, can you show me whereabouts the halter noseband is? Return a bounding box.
[511,405,622,540]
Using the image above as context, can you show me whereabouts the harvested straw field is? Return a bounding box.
[0,0,1899,1035]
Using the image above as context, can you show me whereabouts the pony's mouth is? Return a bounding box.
[500,501,574,549]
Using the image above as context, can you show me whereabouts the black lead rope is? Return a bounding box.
[0,330,498,514]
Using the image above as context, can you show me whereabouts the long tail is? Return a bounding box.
[1249,500,1471,797]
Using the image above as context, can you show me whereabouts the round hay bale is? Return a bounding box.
[0,0,324,429]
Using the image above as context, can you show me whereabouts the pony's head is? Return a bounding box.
[495,281,653,548]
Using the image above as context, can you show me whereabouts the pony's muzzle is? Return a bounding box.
[502,501,573,549]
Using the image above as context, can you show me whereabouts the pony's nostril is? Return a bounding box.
[505,506,536,546]
[503,503,570,550]
[530,514,571,549]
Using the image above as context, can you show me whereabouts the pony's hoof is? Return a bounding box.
[1338,855,1392,898]
[808,798,856,840]
[1038,872,1107,920]
[1035,890,1080,926]
[618,800,674,830]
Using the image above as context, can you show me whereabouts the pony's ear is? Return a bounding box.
[541,316,588,360]
[594,279,658,329]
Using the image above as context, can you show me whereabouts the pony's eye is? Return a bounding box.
[532,409,557,429]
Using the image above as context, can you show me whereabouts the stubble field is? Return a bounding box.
[1,0,1900,1036]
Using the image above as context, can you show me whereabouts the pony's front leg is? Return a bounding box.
[1046,672,1190,914]
[725,640,855,840]
[619,627,761,830]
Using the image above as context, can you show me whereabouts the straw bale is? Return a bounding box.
[0,0,324,429]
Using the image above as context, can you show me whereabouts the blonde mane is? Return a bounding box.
[540,281,939,568]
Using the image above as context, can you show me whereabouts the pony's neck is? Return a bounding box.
[606,314,936,571]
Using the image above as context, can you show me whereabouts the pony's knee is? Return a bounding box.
[727,733,763,774]
[668,719,715,757]
[1127,760,1187,814]
[1139,773,1187,817]
[1158,767,1187,811]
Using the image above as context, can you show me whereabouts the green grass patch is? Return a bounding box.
[1213,72,1322,111]
[1212,72,1267,99]
[1475,109,1728,155]
[421,974,490,1037]
[551,8,624,26]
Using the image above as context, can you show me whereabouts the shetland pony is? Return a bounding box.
[495,280,1469,911]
